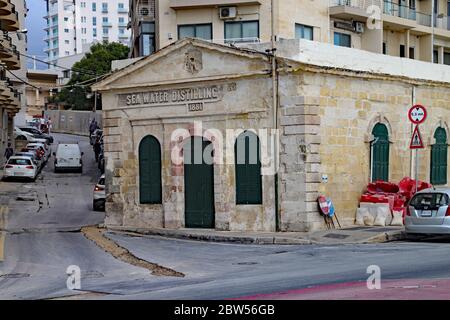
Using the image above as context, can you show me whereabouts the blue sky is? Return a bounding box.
[26,0,47,69]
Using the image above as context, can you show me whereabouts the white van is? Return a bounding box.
[53,143,84,173]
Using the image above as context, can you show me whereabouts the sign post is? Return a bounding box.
[408,104,427,193]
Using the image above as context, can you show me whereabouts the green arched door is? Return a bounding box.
[431,127,448,185]
[372,123,390,182]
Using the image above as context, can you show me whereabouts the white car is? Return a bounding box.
[93,175,105,211]
[3,156,38,181]
[54,143,84,173]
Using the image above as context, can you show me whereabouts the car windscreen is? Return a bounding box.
[410,193,449,210]
[8,159,32,166]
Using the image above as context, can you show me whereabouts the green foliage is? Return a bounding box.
[55,42,129,110]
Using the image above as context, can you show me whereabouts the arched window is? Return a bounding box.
[139,135,162,204]
[431,127,448,185]
[371,123,390,182]
[235,131,262,204]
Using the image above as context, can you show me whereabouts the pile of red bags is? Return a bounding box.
[360,177,432,212]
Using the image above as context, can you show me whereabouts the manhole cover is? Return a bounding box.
[323,233,350,239]
[0,273,30,279]
[233,262,259,266]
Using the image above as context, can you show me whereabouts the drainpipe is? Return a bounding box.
[270,0,280,231]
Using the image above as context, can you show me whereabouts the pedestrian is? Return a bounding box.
[93,138,101,163]
[4,143,13,161]
[89,119,98,135]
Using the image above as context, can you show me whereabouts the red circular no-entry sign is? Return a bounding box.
[408,104,427,124]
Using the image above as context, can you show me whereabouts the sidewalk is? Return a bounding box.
[108,225,406,245]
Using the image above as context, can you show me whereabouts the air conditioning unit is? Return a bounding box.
[139,6,150,16]
[354,21,365,33]
[219,7,237,19]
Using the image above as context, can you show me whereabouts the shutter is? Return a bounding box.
[372,124,390,182]
[235,132,262,204]
[431,128,447,185]
[139,135,162,204]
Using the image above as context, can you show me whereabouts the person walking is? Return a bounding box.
[89,119,98,135]
[4,143,13,161]
[93,137,101,163]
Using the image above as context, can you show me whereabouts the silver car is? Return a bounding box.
[405,188,450,234]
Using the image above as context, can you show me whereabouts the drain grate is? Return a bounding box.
[0,273,30,279]
[323,233,350,239]
[233,262,259,266]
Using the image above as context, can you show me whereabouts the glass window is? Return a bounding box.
[103,17,108,23]
[118,3,124,9]
[334,32,351,47]
[103,28,108,35]
[93,17,97,26]
[178,24,212,40]
[434,50,439,63]
[140,22,155,56]
[295,24,313,40]
[102,2,108,12]
[225,21,259,42]
[92,2,96,11]
[444,52,450,65]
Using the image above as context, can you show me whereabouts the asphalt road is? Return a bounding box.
[1,133,450,300]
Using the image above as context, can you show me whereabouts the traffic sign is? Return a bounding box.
[408,104,427,124]
[410,125,424,149]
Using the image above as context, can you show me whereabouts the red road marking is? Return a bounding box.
[232,279,450,300]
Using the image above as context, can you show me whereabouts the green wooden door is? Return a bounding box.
[139,135,162,204]
[431,127,448,185]
[184,137,215,228]
[372,123,390,182]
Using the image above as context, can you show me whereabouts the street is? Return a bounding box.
[1,134,450,300]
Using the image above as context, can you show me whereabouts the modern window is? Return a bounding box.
[81,16,86,23]
[64,28,69,33]
[65,40,69,44]
[102,17,108,23]
[80,2,86,8]
[103,28,109,35]
[119,17,125,24]
[102,2,108,12]
[383,42,387,54]
[371,123,390,182]
[178,24,212,40]
[295,23,313,40]
[81,28,87,34]
[93,17,97,26]
[235,131,262,205]
[431,127,448,185]
[119,28,125,35]
[118,3,124,9]
[400,44,405,57]
[65,51,70,55]
[64,17,68,22]
[434,50,439,63]
[409,47,415,59]
[93,28,97,37]
[225,20,259,42]
[334,32,351,47]
[92,2,96,11]
[444,52,450,65]
[139,135,162,204]
[139,21,155,56]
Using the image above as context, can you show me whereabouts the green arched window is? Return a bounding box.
[235,131,262,204]
[139,135,162,204]
[371,123,390,182]
[431,127,448,185]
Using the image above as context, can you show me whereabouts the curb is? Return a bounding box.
[108,227,313,245]
[363,230,407,244]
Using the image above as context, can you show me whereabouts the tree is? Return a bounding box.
[54,42,129,110]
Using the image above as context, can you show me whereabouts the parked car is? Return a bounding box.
[93,174,105,211]
[14,152,43,171]
[19,126,54,144]
[27,142,50,162]
[405,188,450,235]
[54,143,84,173]
[3,156,38,181]
[21,147,43,163]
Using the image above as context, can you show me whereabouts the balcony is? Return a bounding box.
[169,0,261,9]
[383,1,431,28]
[0,2,19,31]
[329,0,376,22]
[102,22,112,27]
[436,15,450,31]
[3,50,20,70]
[0,34,13,59]
[117,7,128,13]
[118,22,128,27]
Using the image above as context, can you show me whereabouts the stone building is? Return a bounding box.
[93,38,450,232]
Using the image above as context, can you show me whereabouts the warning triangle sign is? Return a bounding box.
[410,125,424,149]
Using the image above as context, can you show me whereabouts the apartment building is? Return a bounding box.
[128,0,450,64]
[45,0,131,67]
[0,0,26,161]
